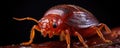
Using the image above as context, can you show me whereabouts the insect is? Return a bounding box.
[13,4,112,48]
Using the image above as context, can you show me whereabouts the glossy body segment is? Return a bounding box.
[44,5,99,28]
[13,4,112,48]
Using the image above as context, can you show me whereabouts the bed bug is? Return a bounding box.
[13,4,112,48]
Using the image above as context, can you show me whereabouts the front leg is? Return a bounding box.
[20,25,37,45]
[65,30,71,48]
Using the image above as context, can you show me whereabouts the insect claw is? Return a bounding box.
[42,32,47,37]
[49,35,53,38]
[41,29,47,37]
[48,31,54,38]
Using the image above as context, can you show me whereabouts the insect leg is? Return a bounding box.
[60,30,66,41]
[74,32,88,48]
[98,23,112,33]
[65,30,70,48]
[13,17,39,23]
[20,25,37,45]
[92,26,112,43]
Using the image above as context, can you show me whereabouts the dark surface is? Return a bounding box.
[1,0,119,47]
[0,34,120,48]
[0,27,120,48]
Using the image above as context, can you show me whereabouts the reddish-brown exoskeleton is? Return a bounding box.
[13,4,112,48]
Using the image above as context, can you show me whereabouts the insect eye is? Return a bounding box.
[53,23,57,28]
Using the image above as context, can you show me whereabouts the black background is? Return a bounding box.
[1,0,119,46]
